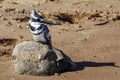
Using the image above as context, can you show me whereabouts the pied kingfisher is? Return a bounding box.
[29,9,56,46]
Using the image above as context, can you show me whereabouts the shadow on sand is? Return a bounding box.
[75,61,119,71]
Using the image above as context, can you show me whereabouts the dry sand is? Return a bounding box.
[0,0,120,80]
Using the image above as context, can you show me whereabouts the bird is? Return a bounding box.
[29,9,55,46]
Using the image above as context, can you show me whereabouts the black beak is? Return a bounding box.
[41,19,61,25]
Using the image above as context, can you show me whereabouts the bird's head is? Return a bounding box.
[30,9,43,20]
[30,9,60,25]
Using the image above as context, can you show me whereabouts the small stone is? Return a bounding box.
[87,36,90,38]
[112,14,119,20]
[95,20,109,25]
[107,5,112,8]
[2,17,7,20]
[57,8,61,10]
[26,26,29,28]
[21,9,26,13]
[19,35,24,39]
[81,38,87,41]
[92,9,98,12]
[75,25,84,32]
[8,21,12,25]
[18,25,22,29]
[54,73,60,76]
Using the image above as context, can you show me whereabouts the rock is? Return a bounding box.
[75,25,84,32]
[21,9,26,13]
[18,24,22,29]
[107,5,112,8]
[19,35,24,39]
[26,26,29,28]
[94,20,109,25]
[12,41,76,76]
[11,29,15,32]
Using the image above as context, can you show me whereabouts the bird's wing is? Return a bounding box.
[43,25,51,44]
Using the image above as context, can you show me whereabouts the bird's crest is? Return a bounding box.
[30,9,43,19]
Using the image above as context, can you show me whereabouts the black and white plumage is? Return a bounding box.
[29,9,53,46]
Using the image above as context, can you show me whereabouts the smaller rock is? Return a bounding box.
[19,35,24,39]
[21,9,26,13]
[54,73,60,76]
[57,8,61,10]
[107,5,112,8]
[18,25,22,29]
[75,25,84,32]
[112,14,119,20]
[87,36,90,38]
[2,17,7,20]
[81,38,87,41]
[8,21,12,25]
[94,20,109,25]
[26,26,29,28]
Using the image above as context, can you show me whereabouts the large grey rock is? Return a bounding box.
[12,41,76,76]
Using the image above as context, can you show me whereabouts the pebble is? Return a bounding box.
[75,25,84,32]
[92,9,99,13]
[11,29,15,32]
[112,14,119,20]
[57,8,61,10]
[26,26,29,28]
[54,73,60,76]
[87,36,90,38]
[8,21,12,25]
[18,25,22,29]
[21,9,26,13]
[95,20,109,25]
[19,35,24,39]
[81,38,87,41]
[2,17,7,20]
[107,5,112,8]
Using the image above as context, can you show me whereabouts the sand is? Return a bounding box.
[0,0,120,80]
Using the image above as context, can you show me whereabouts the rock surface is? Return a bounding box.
[12,41,76,76]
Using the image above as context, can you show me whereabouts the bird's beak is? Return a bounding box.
[41,19,61,25]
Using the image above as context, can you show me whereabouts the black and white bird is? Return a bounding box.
[29,9,56,46]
